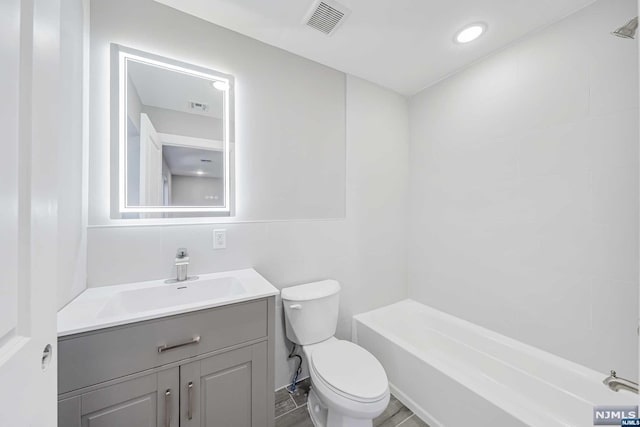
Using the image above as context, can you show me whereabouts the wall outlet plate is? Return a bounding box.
[213,229,226,249]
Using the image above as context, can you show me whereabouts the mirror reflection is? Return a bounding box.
[117,46,233,215]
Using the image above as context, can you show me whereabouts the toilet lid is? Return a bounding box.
[310,340,388,402]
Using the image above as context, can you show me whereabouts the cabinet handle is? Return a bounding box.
[187,381,194,420]
[157,336,201,353]
[165,389,172,427]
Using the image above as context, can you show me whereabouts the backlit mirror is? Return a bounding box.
[112,44,234,217]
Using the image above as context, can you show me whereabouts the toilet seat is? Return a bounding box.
[309,340,388,404]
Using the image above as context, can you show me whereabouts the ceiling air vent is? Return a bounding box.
[304,0,351,36]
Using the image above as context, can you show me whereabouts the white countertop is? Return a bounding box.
[57,268,279,337]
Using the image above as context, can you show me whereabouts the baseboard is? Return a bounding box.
[389,382,444,427]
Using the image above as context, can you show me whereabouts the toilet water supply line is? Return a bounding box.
[288,344,303,393]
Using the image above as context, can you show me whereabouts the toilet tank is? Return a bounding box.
[281,280,341,345]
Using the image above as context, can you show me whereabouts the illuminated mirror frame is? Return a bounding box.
[111,44,234,217]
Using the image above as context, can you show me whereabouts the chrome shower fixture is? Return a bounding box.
[612,17,638,39]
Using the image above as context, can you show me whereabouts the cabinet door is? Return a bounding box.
[59,368,179,427]
[181,342,268,427]
[58,396,80,427]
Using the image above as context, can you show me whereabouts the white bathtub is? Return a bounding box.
[353,300,638,427]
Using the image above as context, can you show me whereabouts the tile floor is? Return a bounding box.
[275,378,429,427]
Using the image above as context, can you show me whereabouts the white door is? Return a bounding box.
[139,113,164,207]
[0,0,61,425]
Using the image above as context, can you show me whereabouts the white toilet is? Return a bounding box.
[281,280,390,427]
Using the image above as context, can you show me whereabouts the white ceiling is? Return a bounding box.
[154,0,596,95]
[128,59,224,118]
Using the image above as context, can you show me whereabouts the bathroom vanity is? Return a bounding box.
[57,269,278,427]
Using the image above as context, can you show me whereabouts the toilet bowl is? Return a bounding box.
[281,280,390,427]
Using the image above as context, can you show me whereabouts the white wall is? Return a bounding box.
[171,175,223,206]
[85,0,409,388]
[408,0,639,378]
[126,74,142,131]
[87,75,409,388]
[58,0,87,309]
[82,0,636,391]
[89,0,346,224]
[143,106,223,141]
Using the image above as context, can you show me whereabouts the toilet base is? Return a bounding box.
[307,388,328,427]
[306,388,373,427]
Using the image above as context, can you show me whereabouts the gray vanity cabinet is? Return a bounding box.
[58,297,275,427]
[59,369,179,427]
[180,342,268,427]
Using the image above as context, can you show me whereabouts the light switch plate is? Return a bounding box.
[213,229,226,249]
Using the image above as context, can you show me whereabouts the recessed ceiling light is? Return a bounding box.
[212,81,229,91]
[195,170,205,175]
[455,23,487,44]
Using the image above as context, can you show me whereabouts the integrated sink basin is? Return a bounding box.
[98,277,246,318]
[58,268,278,336]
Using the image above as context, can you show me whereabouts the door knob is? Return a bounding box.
[41,344,52,370]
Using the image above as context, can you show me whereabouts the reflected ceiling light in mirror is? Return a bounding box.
[212,80,229,91]
[455,22,487,44]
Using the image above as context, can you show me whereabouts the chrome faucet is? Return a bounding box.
[175,248,189,282]
[603,370,639,394]
[165,248,198,284]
